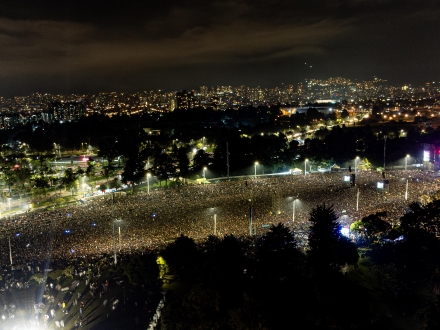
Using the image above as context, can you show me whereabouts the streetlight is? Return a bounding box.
[118,223,122,252]
[214,213,217,236]
[203,167,207,179]
[254,162,258,178]
[355,156,359,173]
[113,219,122,264]
[405,154,409,171]
[53,143,61,158]
[292,197,297,223]
[147,173,151,195]
[304,159,308,177]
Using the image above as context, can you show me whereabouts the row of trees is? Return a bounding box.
[0,107,437,191]
[120,193,440,328]
[121,204,366,329]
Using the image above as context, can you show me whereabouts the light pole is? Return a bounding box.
[113,219,121,264]
[254,162,258,178]
[213,213,217,235]
[304,159,308,177]
[203,167,207,184]
[405,154,409,171]
[356,188,360,211]
[292,198,296,223]
[53,143,61,158]
[9,236,12,265]
[147,173,150,195]
[405,179,409,201]
[355,156,359,173]
[111,192,117,265]
[118,225,121,252]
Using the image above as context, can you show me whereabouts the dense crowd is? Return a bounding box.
[0,170,437,267]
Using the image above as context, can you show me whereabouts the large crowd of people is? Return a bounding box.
[0,169,437,267]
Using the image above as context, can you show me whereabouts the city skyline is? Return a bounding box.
[0,0,439,97]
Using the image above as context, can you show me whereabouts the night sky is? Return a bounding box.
[1,0,440,96]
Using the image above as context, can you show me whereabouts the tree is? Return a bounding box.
[103,163,116,186]
[14,158,32,187]
[177,147,190,179]
[161,284,221,330]
[109,178,122,190]
[400,200,440,238]
[1,168,15,193]
[154,153,177,186]
[193,149,211,169]
[31,156,54,178]
[98,183,107,193]
[85,160,96,178]
[257,223,297,252]
[123,253,159,287]
[256,223,303,280]
[351,212,390,246]
[62,168,78,194]
[308,204,358,269]
[33,177,50,197]
[29,273,47,285]
[121,153,146,188]
[202,235,246,287]
[162,235,200,282]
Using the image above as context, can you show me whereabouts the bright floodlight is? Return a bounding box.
[341,228,350,237]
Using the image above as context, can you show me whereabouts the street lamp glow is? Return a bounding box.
[405,154,409,171]
[113,219,122,263]
[304,159,308,176]
[203,167,207,179]
[254,162,259,178]
[355,156,359,173]
[147,173,151,195]
[292,198,297,223]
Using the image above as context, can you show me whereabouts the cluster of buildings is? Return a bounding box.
[0,77,439,129]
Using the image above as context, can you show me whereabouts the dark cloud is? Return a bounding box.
[0,0,439,95]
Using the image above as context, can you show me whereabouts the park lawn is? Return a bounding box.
[348,254,434,330]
